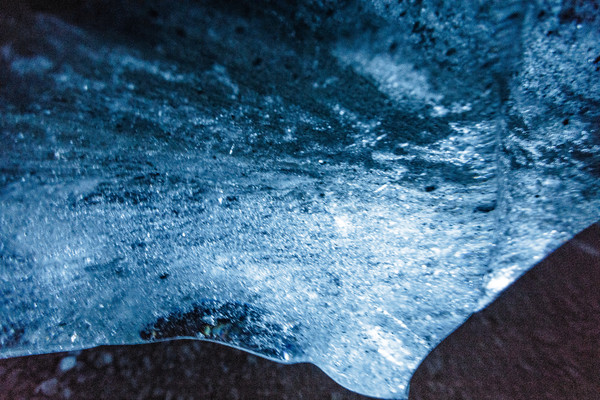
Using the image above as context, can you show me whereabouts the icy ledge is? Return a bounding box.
[1,1,599,398]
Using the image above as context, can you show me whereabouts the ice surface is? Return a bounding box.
[1,1,599,398]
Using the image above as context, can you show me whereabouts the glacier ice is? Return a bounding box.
[1,1,599,398]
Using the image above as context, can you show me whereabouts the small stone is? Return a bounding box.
[36,378,59,396]
[101,352,114,365]
[474,202,496,213]
[59,355,77,372]
[175,27,186,38]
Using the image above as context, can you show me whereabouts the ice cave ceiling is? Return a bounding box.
[0,0,599,398]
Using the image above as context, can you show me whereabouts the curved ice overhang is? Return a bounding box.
[1,1,599,398]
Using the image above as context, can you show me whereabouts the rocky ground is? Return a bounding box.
[0,340,372,400]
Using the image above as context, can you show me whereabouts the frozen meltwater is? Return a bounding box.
[1,1,599,398]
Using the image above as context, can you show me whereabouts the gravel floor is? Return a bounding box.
[0,340,374,400]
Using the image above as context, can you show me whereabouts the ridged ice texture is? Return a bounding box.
[1,1,599,398]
